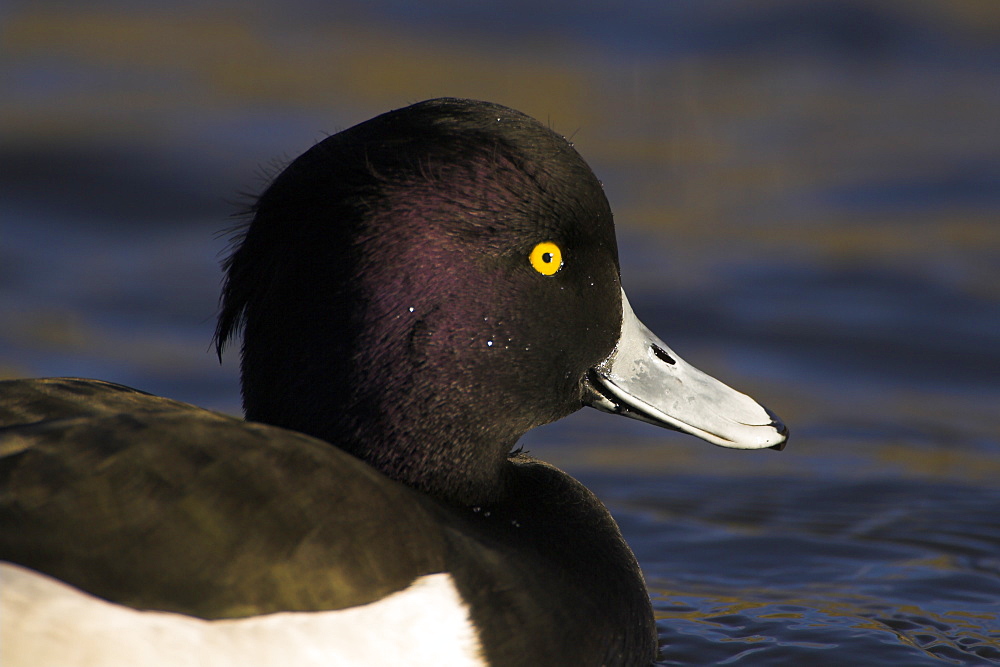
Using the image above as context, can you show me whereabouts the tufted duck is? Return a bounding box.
[0,98,787,666]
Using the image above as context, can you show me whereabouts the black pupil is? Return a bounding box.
[542,252,553,263]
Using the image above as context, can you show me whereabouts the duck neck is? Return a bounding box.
[241,343,520,507]
[342,414,519,507]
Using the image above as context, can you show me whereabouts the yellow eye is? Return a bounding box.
[529,242,563,276]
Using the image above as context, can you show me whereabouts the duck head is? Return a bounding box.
[215,98,786,506]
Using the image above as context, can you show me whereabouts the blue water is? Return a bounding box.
[3,1,999,663]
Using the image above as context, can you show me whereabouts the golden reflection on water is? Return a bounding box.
[5,3,998,302]
[2,8,595,137]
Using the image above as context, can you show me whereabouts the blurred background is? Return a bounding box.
[2,1,999,663]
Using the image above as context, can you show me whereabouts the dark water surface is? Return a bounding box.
[3,1,999,664]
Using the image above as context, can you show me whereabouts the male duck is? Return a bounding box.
[0,98,787,666]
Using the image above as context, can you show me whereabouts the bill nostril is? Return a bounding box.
[651,344,676,365]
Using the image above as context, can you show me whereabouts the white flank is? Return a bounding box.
[0,562,485,667]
